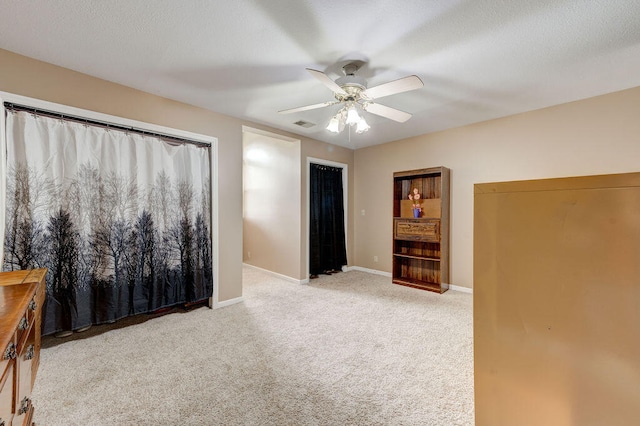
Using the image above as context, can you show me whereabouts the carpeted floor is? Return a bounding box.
[31,267,474,425]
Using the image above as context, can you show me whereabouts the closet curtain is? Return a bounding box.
[309,163,347,276]
[3,110,213,335]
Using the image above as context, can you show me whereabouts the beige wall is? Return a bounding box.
[0,49,355,292]
[354,86,640,289]
[0,48,246,301]
[6,48,637,292]
[243,130,301,279]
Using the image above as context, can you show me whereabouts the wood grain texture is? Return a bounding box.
[392,167,450,293]
[0,268,46,426]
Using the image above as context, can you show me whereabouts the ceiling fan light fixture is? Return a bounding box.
[327,105,369,135]
[356,117,370,134]
[327,110,344,133]
[326,115,342,133]
[345,104,361,125]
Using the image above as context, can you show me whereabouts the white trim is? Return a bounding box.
[449,284,473,294]
[211,296,244,309]
[209,136,220,308]
[346,266,392,277]
[306,157,349,279]
[0,92,222,305]
[243,263,308,284]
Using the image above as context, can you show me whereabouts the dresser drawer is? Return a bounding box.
[1,332,17,384]
[0,362,14,426]
[14,323,36,425]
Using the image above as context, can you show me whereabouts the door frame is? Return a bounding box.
[306,157,348,280]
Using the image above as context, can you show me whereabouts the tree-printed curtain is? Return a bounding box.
[3,110,213,336]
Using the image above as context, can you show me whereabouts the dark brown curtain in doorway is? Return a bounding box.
[309,163,347,276]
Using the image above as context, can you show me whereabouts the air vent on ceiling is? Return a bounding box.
[293,120,315,128]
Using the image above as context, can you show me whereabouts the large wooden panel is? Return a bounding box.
[474,172,640,426]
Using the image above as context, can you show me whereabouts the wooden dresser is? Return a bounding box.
[0,269,46,426]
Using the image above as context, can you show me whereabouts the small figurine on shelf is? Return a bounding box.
[408,187,421,218]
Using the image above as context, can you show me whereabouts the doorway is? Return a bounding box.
[307,158,348,278]
[243,127,302,280]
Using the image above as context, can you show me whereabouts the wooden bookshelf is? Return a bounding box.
[392,167,450,293]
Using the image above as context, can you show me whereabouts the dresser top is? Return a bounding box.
[0,268,47,287]
[0,281,37,351]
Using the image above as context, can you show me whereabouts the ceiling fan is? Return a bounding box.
[279,60,424,134]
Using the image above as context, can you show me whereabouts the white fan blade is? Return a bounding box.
[306,68,348,96]
[278,101,338,114]
[364,103,412,123]
[361,75,423,100]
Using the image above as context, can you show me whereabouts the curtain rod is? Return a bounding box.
[4,102,210,148]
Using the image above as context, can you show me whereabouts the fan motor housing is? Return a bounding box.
[335,75,367,102]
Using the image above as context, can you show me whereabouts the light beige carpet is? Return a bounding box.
[32,267,474,425]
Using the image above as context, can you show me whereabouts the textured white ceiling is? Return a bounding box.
[1,0,640,149]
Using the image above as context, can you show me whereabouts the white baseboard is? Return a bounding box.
[448,284,473,294]
[346,266,392,277]
[243,263,307,284]
[241,263,472,292]
[211,296,244,309]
